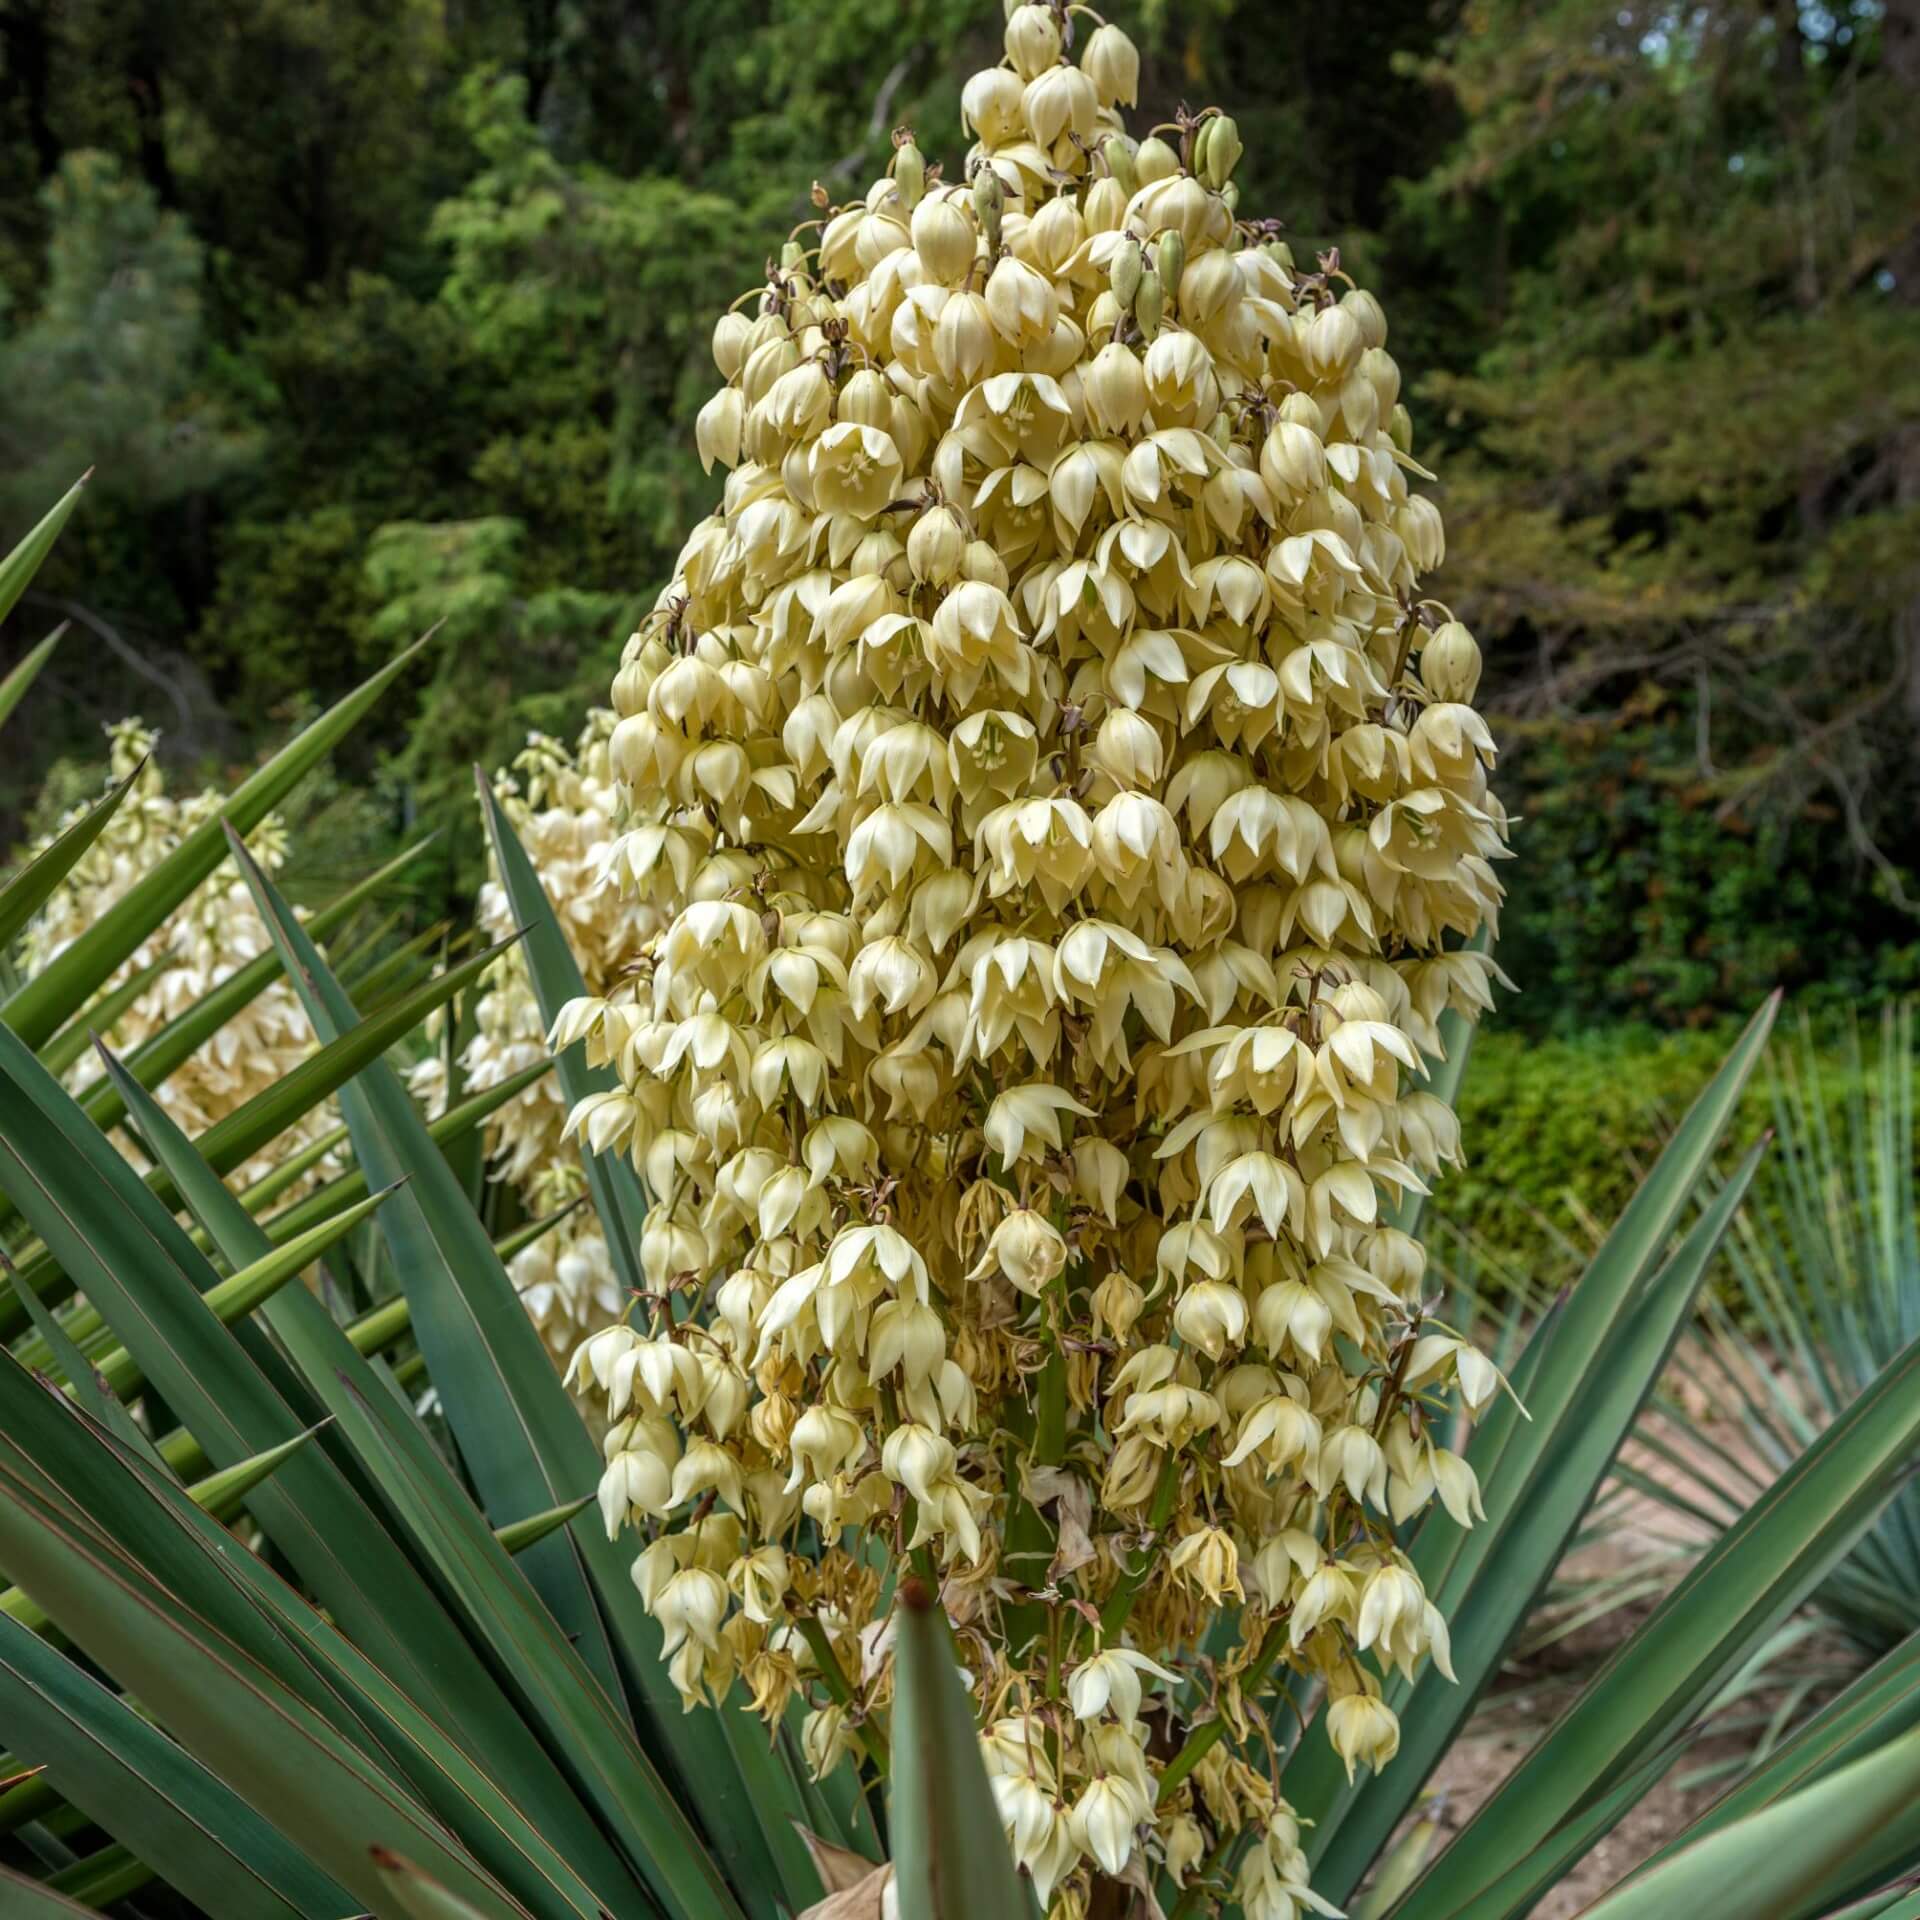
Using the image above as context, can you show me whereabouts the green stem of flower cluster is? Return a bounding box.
[1154,1617,1290,1806]
[797,1614,891,1776]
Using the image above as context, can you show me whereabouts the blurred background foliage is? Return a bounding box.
[1,0,1916,1035]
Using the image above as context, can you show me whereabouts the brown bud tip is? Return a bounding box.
[901,1575,935,1613]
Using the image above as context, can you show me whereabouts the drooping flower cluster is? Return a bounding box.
[24,721,334,1190]
[561,6,1510,1911]
[411,717,657,1358]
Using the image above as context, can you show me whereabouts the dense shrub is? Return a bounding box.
[1495,705,1920,1035]
[1438,1011,1918,1288]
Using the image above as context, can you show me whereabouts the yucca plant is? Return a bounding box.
[0,459,1913,1920]
[0,486,1046,1920]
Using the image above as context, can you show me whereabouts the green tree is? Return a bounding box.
[1394,0,1920,1021]
[0,149,248,521]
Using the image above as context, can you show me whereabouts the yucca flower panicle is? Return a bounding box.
[25,720,337,1190]
[411,716,653,1356]
[563,3,1513,1909]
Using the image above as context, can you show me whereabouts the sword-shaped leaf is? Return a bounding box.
[475,768,648,1296]
[1392,1327,1920,1919]
[1572,1721,1920,1920]
[0,474,88,630]
[227,829,791,1912]
[1299,998,1780,1898]
[888,1579,1030,1920]
[0,1608,348,1919]
[0,762,139,954]
[0,627,433,1050]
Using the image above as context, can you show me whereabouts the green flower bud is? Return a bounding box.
[1110,238,1144,310]
[1222,181,1240,216]
[1135,134,1180,186]
[1389,402,1414,454]
[1202,113,1243,189]
[1134,266,1164,342]
[780,239,807,272]
[1104,134,1139,197]
[1156,229,1186,301]
[1191,115,1216,182]
[894,139,926,209]
[972,166,1006,253]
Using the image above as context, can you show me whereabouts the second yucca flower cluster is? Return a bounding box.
[558,2,1511,1911]
[412,718,650,1357]
[26,720,336,1191]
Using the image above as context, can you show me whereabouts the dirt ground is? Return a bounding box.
[1418,1641,1753,1918]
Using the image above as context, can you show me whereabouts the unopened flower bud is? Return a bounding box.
[893,136,926,208]
[960,537,1006,586]
[1104,134,1139,196]
[1343,285,1389,349]
[1155,228,1187,299]
[1421,622,1482,704]
[908,503,967,585]
[1092,707,1163,788]
[972,166,1006,253]
[1306,301,1364,380]
[837,367,893,430]
[1277,388,1324,431]
[1109,237,1144,311]
[1083,338,1148,435]
[1133,266,1164,341]
[912,193,976,286]
[1004,3,1062,80]
[1361,343,1402,415]
[1260,419,1326,500]
[711,310,751,379]
[1201,113,1243,189]
[1179,248,1243,326]
[1134,134,1180,185]
[1081,22,1140,108]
